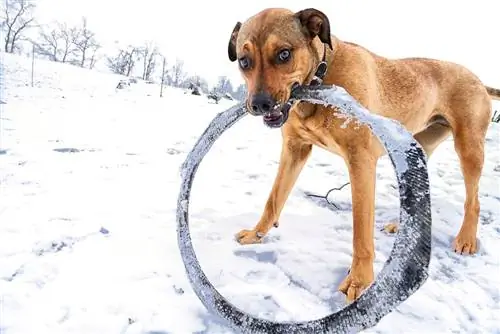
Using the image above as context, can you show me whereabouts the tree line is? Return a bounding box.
[0,0,246,100]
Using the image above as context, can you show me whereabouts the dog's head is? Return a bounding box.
[228,8,332,128]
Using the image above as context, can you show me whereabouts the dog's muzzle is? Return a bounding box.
[248,83,299,128]
[262,102,292,128]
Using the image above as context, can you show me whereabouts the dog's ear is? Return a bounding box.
[295,8,332,49]
[228,21,242,62]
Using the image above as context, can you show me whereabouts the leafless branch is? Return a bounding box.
[107,46,139,76]
[170,58,186,87]
[140,41,158,81]
[73,17,100,68]
[32,26,59,61]
[3,0,36,53]
[57,22,79,63]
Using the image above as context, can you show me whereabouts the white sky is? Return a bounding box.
[35,0,500,88]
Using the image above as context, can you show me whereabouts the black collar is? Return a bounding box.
[309,43,328,86]
[284,43,329,115]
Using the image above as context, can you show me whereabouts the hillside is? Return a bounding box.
[0,52,499,334]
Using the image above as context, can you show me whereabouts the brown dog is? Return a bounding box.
[227,7,500,302]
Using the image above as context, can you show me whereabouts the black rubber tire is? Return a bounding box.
[176,85,432,334]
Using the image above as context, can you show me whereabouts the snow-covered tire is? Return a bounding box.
[176,85,432,333]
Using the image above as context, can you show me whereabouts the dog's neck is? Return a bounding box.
[309,36,340,86]
[309,44,328,86]
[295,37,340,120]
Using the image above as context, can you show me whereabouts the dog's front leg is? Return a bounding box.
[338,150,377,302]
[236,137,312,244]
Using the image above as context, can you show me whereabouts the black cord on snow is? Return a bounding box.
[305,182,350,210]
[176,84,432,333]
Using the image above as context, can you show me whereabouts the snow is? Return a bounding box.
[1,52,499,334]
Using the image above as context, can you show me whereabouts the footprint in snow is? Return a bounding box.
[233,249,278,264]
[173,285,185,295]
[166,148,182,155]
[34,238,75,256]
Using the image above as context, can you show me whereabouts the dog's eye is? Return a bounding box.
[277,49,291,63]
[238,57,251,70]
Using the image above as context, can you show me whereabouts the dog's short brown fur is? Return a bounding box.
[227,7,499,302]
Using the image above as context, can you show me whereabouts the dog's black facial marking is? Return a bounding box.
[251,92,276,115]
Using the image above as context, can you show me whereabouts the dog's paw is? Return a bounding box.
[453,231,477,255]
[338,259,374,302]
[235,229,265,245]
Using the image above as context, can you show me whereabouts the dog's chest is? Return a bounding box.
[294,115,347,156]
[291,104,378,157]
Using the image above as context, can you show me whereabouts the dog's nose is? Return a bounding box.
[251,93,276,115]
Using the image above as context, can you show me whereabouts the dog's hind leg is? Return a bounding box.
[449,95,491,255]
[383,118,452,234]
[450,131,488,252]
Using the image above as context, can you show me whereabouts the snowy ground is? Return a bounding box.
[1,53,499,334]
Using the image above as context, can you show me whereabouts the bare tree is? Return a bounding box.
[2,0,36,53]
[215,75,234,95]
[140,41,158,81]
[107,46,139,76]
[88,45,101,69]
[188,74,209,93]
[233,84,247,101]
[159,56,170,85]
[170,58,186,87]
[124,47,138,76]
[73,17,100,68]
[33,27,59,61]
[107,50,126,75]
[183,74,209,96]
[57,22,79,63]
[33,22,79,63]
[160,56,166,97]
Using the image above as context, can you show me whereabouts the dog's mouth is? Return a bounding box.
[262,83,299,128]
[263,103,291,128]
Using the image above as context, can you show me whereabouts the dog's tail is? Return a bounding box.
[485,86,500,101]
